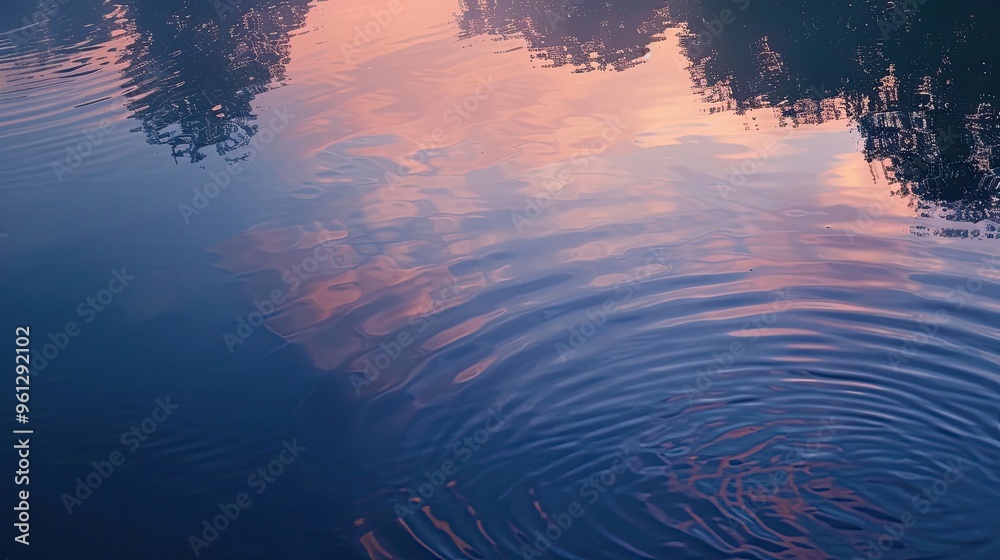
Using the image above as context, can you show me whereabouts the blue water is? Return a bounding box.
[2,0,999,558]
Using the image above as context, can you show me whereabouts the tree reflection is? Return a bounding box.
[458,0,1000,236]
[456,0,672,72]
[115,0,312,162]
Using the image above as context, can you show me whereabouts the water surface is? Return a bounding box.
[1,0,998,558]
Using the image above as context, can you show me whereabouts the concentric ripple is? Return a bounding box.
[216,9,1000,553]
[306,227,998,560]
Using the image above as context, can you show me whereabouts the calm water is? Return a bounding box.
[2,0,999,558]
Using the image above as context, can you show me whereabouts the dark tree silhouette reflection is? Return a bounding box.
[116,0,312,162]
[677,0,1000,236]
[456,0,673,72]
[459,0,1000,236]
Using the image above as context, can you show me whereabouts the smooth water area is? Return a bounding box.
[1,0,998,558]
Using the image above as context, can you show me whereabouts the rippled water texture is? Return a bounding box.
[2,0,999,558]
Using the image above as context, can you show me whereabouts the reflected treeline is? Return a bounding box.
[456,0,673,72]
[678,0,1000,235]
[458,0,1000,235]
[115,0,312,162]
[1,0,313,163]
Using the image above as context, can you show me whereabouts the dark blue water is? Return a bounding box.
[2,0,999,558]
